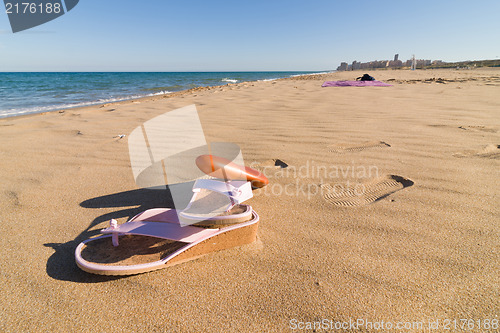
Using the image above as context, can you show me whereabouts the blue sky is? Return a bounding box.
[1,0,499,71]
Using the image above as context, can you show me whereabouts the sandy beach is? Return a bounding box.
[0,68,499,332]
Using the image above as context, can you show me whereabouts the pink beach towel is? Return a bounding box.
[322,80,392,87]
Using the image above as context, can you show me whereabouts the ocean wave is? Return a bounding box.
[221,78,238,83]
[0,91,171,118]
[289,71,334,77]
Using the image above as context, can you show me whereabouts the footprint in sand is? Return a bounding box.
[453,144,500,159]
[458,125,498,133]
[328,141,391,153]
[320,175,413,207]
[4,190,21,207]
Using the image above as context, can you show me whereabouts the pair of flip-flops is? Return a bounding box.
[75,155,268,276]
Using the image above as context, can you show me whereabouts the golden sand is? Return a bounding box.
[0,68,499,332]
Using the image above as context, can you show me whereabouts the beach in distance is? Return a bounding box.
[0,68,499,332]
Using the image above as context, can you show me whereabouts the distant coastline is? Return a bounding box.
[337,56,500,71]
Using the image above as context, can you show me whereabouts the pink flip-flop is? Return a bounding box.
[75,180,258,275]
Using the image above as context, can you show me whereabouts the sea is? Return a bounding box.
[0,71,325,118]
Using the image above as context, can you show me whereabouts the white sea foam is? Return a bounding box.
[221,78,238,83]
[289,71,334,77]
[0,91,171,118]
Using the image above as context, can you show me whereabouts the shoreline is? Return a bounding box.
[1,66,496,123]
[0,71,331,120]
[3,66,498,122]
[0,82,252,121]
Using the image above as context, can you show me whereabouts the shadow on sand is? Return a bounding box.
[45,188,175,282]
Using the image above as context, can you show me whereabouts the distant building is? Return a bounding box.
[387,60,403,68]
[336,54,436,71]
[416,59,432,67]
[336,62,348,71]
